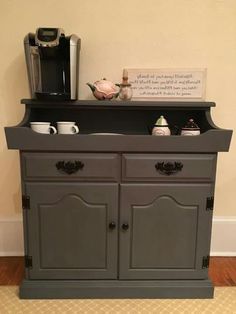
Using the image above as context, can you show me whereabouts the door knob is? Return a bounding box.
[109,222,116,230]
[122,223,129,230]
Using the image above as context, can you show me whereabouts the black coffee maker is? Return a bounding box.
[24,28,80,100]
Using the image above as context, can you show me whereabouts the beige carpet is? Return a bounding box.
[0,287,235,314]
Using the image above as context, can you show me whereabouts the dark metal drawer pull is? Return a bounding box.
[56,160,84,175]
[155,161,183,176]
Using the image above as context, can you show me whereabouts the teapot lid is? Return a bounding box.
[183,118,200,129]
[155,115,168,126]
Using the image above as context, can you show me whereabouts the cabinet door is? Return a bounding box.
[25,183,118,279]
[119,184,213,280]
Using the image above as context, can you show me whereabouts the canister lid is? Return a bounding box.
[183,118,200,129]
[155,115,168,126]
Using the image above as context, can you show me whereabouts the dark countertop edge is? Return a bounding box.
[20,99,216,108]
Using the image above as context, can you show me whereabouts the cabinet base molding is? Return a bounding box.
[19,279,214,299]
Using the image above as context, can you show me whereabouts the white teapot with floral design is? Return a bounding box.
[87,78,119,100]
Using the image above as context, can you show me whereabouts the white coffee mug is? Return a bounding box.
[57,121,79,134]
[30,122,57,134]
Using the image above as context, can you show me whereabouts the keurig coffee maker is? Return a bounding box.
[24,28,80,100]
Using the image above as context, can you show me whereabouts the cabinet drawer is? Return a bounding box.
[122,154,216,182]
[22,153,120,181]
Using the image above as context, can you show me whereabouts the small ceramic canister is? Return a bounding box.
[152,115,171,136]
[181,119,200,136]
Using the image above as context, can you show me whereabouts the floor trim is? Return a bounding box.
[19,279,214,299]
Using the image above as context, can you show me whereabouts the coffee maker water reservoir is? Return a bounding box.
[24,28,80,100]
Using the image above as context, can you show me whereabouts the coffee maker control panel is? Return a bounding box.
[35,28,64,47]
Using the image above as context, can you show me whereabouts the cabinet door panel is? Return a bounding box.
[119,184,213,280]
[26,183,118,279]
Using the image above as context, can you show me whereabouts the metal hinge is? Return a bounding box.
[22,195,30,210]
[202,255,210,269]
[25,255,33,268]
[206,197,214,211]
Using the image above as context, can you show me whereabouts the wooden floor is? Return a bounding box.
[0,257,236,286]
[208,257,236,286]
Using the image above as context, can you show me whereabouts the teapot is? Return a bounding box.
[87,78,119,100]
[152,115,171,136]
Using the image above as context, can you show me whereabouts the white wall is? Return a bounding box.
[0,0,235,255]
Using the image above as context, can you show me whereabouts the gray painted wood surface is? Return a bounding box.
[5,100,232,152]
[119,183,213,280]
[25,183,118,279]
[19,278,214,299]
[122,154,216,182]
[22,153,120,181]
[5,127,232,152]
[21,99,216,108]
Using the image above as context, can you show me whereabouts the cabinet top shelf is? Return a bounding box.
[21,99,216,109]
[5,99,232,152]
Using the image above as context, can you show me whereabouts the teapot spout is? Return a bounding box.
[86,83,96,92]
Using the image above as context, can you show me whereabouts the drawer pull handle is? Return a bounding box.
[109,222,116,230]
[155,161,183,176]
[56,160,84,175]
[122,223,129,231]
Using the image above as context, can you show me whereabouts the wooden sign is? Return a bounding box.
[126,68,206,100]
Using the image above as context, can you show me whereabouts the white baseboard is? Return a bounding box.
[0,216,235,257]
[210,216,236,256]
[0,217,24,256]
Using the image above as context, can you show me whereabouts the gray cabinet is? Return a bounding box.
[22,152,214,282]
[5,100,232,299]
